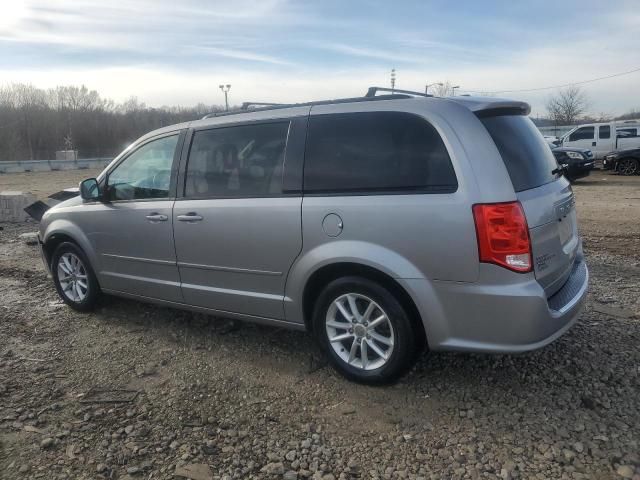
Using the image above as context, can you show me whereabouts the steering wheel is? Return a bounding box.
[151,170,171,190]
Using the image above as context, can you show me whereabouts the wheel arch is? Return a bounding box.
[300,262,426,346]
[42,220,98,272]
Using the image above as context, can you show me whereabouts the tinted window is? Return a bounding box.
[599,125,611,139]
[108,134,178,201]
[303,112,456,193]
[617,128,638,137]
[568,127,594,141]
[481,115,558,192]
[185,122,289,198]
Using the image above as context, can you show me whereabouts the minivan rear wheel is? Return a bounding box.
[51,242,100,311]
[312,276,418,384]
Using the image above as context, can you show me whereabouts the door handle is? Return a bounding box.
[145,213,168,222]
[177,212,203,222]
[592,141,596,146]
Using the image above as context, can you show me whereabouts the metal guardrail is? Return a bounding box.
[0,157,113,174]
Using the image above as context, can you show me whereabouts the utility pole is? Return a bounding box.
[425,82,443,95]
[219,84,231,111]
[451,85,460,96]
[390,69,396,94]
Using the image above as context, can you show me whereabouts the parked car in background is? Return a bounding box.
[561,120,640,160]
[603,147,640,175]
[549,145,595,181]
[38,89,588,384]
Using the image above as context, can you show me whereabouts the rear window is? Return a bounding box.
[304,112,457,194]
[480,115,559,192]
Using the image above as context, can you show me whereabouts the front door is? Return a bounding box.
[89,132,184,302]
[173,120,302,319]
[564,126,595,151]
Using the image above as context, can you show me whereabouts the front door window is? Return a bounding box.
[108,135,179,201]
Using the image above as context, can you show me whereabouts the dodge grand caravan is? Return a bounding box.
[39,88,589,384]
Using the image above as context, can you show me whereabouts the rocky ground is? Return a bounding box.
[0,170,638,480]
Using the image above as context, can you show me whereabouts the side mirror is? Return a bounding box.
[79,178,100,201]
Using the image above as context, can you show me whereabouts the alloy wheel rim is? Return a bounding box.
[57,253,89,302]
[325,293,394,371]
[620,159,637,175]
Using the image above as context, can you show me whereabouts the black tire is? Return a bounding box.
[51,242,100,312]
[617,158,639,176]
[312,276,420,384]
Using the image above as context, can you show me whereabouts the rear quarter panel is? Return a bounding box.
[284,98,517,325]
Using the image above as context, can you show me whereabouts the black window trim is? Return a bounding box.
[301,111,458,196]
[569,126,595,141]
[177,118,304,200]
[599,125,611,139]
[101,129,186,204]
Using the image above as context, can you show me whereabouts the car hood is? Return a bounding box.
[553,146,591,154]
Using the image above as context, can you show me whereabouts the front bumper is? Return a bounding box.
[38,234,51,274]
[400,255,589,354]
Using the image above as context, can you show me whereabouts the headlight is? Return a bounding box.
[566,151,583,160]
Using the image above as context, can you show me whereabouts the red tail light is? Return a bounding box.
[472,201,532,273]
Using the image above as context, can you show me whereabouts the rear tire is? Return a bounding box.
[51,242,100,312]
[617,158,639,176]
[312,276,419,384]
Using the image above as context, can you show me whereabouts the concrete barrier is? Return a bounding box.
[0,191,37,222]
[0,158,112,174]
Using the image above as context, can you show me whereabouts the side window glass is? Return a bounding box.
[568,127,594,141]
[185,122,289,198]
[303,111,457,193]
[108,135,178,201]
[599,125,610,139]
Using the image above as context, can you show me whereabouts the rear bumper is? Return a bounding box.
[400,256,589,354]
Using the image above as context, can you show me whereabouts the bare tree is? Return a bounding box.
[431,81,456,97]
[0,83,227,161]
[545,86,589,125]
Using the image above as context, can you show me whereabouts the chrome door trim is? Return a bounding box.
[177,261,282,276]
[102,253,177,266]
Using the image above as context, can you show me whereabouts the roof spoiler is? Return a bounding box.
[448,97,531,117]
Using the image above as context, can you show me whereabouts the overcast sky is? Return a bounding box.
[1,0,638,116]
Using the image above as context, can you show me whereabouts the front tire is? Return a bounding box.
[617,158,639,176]
[51,242,100,311]
[312,276,420,384]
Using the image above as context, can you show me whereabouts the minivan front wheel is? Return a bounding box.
[313,277,419,384]
[51,242,100,311]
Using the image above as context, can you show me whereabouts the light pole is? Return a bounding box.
[219,84,231,111]
[390,69,396,94]
[425,82,443,95]
[451,85,460,96]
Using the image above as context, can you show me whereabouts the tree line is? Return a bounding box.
[0,84,224,161]
[1,83,638,161]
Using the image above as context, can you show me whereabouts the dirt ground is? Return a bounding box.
[0,169,638,480]
[0,168,103,199]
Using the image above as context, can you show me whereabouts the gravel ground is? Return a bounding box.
[0,170,638,480]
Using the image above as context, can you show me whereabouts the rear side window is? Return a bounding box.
[568,126,594,141]
[480,115,559,192]
[185,122,289,198]
[303,112,457,193]
[599,125,610,139]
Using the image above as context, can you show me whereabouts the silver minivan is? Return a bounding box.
[39,88,589,383]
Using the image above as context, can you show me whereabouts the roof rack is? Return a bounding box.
[200,88,428,119]
[365,86,432,98]
[241,102,289,110]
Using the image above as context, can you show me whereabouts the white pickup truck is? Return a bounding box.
[561,120,640,160]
